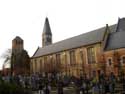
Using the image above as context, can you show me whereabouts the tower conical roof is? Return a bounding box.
[42,17,52,35]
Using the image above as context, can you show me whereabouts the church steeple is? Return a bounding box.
[42,17,52,47]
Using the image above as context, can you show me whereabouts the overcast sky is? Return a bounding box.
[0,0,125,69]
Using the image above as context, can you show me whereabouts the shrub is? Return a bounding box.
[0,81,31,94]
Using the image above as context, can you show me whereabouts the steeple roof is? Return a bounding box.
[42,17,52,35]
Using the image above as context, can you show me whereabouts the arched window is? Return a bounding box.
[69,50,76,65]
[122,56,125,64]
[108,59,112,66]
[87,47,96,64]
[30,61,33,73]
[80,50,84,64]
[40,59,42,72]
[107,58,112,66]
[56,54,60,63]
[121,56,125,64]
[34,59,37,73]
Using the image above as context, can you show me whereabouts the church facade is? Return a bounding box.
[30,17,125,77]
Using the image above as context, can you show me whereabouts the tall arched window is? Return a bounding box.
[44,56,47,72]
[35,59,37,73]
[80,50,84,64]
[56,53,61,64]
[40,59,42,72]
[69,50,76,65]
[87,47,96,64]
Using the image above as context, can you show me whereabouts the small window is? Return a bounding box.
[122,56,125,64]
[107,58,112,66]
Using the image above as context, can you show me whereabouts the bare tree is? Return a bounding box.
[1,49,12,69]
[1,49,30,75]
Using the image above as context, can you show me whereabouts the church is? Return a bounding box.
[30,17,125,77]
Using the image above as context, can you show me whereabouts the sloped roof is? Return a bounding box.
[116,18,125,32]
[32,22,118,58]
[104,18,125,51]
[105,32,125,50]
[33,26,108,58]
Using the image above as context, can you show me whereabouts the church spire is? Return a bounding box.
[43,17,52,35]
[42,17,52,47]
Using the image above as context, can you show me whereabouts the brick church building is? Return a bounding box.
[30,17,125,77]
